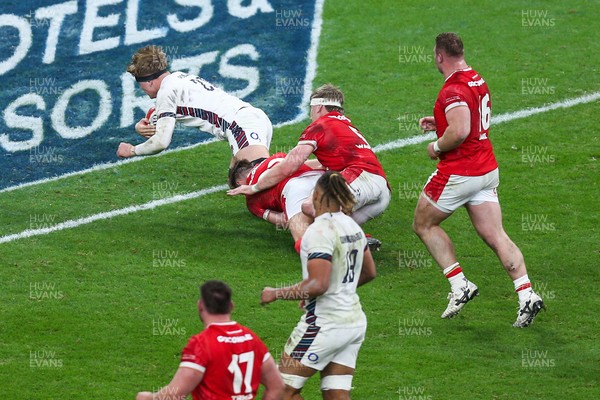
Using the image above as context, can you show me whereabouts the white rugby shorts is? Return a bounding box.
[284,320,366,371]
[227,106,272,156]
[348,170,391,224]
[422,168,499,213]
[281,171,324,219]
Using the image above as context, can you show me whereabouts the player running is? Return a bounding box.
[229,153,324,250]
[117,45,271,168]
[136,280,284,400]
[260,171,377,400]
[413,32,544,327]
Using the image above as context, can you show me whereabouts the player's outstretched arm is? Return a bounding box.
[260,356,285,400]
[136,366,203,400]
[132,117,176,156]
[261,258,332,304]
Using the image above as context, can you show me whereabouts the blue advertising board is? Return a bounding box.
[0,0,319,189]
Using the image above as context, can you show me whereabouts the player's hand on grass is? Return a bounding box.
[135,391,153,400]
[261,287,277,305]
[227,185,255,196]
[135,118,156,138]
[117,142,136,158]
[419,116,436,132]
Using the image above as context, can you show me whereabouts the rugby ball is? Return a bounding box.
[145,107,158,125]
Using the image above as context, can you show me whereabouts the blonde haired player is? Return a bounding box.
[227,84,390,228]
[260,171,377,400]
[117,45,272,168]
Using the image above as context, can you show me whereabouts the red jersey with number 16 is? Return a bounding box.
[180,321,271,400]
[433,68,498,176]
[297,112,387,184]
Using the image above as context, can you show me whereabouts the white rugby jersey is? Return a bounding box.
[299,211,368,327]
[154,71,251,141]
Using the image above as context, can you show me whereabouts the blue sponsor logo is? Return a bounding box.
[0,0,319,190]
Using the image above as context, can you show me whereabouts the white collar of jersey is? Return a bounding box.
[310,97,342,107]
[206,321,237,328]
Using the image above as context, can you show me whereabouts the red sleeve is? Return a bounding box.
[246,195,267,219]
[439,83,470,112]
[298,121,323,148]
[181,334,210,371]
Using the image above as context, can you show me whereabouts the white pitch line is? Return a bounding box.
[1,91,598,245]
[0,184,228,245]
[0,139,218,194]
[374,91,600,153]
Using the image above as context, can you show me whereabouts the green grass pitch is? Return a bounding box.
[1,1,599,399]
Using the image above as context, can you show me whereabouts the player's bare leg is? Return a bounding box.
[413,194,479,318]
[412,194,456,268]
[279,352,317,400]
[466,201,545,327]
[287,213,313,242]
[301,198,316,219]
[320,362,355,400]
[465,202,526,279]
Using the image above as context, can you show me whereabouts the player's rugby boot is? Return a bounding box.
[513,292,545,328]
[441,278,479,318]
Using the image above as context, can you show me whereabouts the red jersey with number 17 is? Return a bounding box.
[433,68,498,176]
[180,321,271,400]
[297,112,387,184]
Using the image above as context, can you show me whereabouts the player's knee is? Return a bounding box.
[320,374,353,391]
[301,201,315,218]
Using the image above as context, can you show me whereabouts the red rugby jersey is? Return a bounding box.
[245,152,314,219]
[180,321,271,400]
[297,112,387,184]
[433,68,498,176]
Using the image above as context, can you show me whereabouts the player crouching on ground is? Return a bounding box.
[227,84,390,251]
[229,153,324,252]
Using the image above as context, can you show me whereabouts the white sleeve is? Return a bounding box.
[134,117,176,155]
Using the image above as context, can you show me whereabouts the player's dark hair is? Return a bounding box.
[435,32,464,57]
[200,280,233,315]
[315,171,356,215]
[311,84,345,114]
[228,159,254,189]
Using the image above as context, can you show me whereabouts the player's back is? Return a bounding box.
[181,321,269,400]
[156,71,251,131]
[299,112,387,183]
[434,68,497,176]
[300,212,367,327]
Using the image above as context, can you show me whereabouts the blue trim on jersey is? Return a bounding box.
[176,106,249,149]
[307,252,332,262]
[291,299,320,361]
[158,112,176,119]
